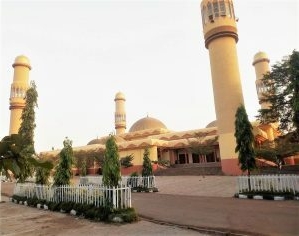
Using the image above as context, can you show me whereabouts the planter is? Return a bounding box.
[294,196,299,201]
[37,203,42,209]
[70,209,76,216]
[238,194,248,199]
[253,195,263,200]
[72,168,79,176]
[274,196,285,201]
[44,205,48,210]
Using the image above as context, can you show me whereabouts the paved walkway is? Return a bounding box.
[131,176,299,236]
[1,176,299,235]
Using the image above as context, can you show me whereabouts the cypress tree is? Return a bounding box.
[234,104,256,176]
[53,137,74,186]
[16,81,38,182]
[142,147,153,177]
[102,134,121,187]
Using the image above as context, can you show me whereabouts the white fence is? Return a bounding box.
[14,183,131,209]
[80,175,156,189]
[237,175,299,194]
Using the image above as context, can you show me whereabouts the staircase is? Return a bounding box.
[154,163,223,176]
[253,165,299,175]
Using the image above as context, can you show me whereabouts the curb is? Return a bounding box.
[138,215,259,236]
[236,194,298,201]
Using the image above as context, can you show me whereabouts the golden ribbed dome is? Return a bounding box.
[87,136,125,145]
[129,116,167,132]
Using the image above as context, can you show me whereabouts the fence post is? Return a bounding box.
[112,187,116,209]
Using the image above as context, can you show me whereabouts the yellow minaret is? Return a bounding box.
[253,52,276,142]
[201,0,244,175]
[114,92,126,135]
[252,51,271,110]
[9,55,31,135]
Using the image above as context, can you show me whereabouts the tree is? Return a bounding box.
[120,154,134,168]
[142,147,153,177]
[15,81,38,182]
[0,134,53,180]
[102,134,121,187]
[53,137,74,186]
[255,133,299,169]
[257,50,299,140]
[35,166,51,185]
[234,104,256,178]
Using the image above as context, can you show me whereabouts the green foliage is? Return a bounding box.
[16,81,38,182]
[73,149,104,168]
[35,166,51,185]
[188,131,218,157]
[257,50,299,138]
[235,104,256,173]
[0,134,53,180]
[120,154,134,168]
[81,159,87,176]
[102,134,121,187]
[142,147,153,177]
[12,195,138,223]
[53,137,74,186]
[111,208,138,223]
[255,133,299,165]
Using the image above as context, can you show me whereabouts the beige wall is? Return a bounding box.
[119,146,158,165]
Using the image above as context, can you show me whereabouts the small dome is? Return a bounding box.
[87,135,125,145]
[206,120,217,128]
[253,51,269,65]
[87,138,107,145]
[129,116,167,132]
[13,55,31,69]
[115,92,125,101]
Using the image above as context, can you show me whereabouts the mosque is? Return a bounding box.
[7,0,284,176]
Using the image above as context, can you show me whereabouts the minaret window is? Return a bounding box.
[207,2,213,21]
[213,1,219,17]
[231,2,236,19]
[226,2,232,18]
[201,6,207,26]
[220,0,226,16]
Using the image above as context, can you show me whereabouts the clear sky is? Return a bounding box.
[1,0,298,152]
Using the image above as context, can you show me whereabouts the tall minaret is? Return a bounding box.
[9,55,31,135]
[200,0,244,175]
[252,51,271,110]
[114,92,126,135]
[253,52,276,142]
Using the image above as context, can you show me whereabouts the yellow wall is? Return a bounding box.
[119,146,158,165]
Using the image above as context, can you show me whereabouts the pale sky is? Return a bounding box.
[1,0,298,152]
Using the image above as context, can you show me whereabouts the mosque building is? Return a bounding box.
[8,0,284,176]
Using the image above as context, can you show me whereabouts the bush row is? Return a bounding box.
[11,195,138,223]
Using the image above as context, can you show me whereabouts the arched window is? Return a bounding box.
[207,2,213,21]
[220,0,226,16]
[213,0,219,17]
[226,1,231,18]
[201,6,207,26]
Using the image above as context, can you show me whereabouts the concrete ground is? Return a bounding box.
[1,176,299,235]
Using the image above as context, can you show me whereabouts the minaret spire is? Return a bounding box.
[114,92,126,135]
